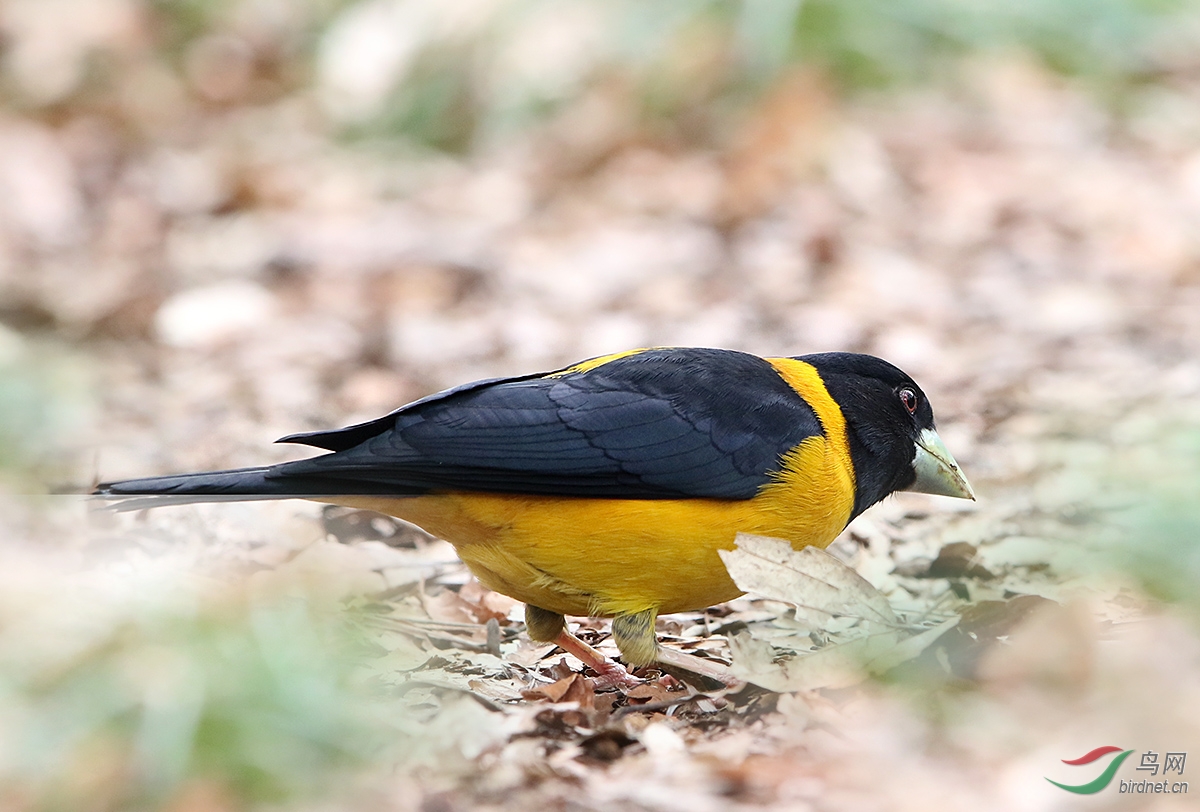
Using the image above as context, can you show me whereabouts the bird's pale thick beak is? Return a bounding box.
[908,428,975,500]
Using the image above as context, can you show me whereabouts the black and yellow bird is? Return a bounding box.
[96,348,974,684]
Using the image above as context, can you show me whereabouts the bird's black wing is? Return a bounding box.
[269,348,823,500]
[97,349,824,501]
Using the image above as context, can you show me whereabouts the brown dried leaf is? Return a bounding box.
[928,541,995,580]
[624,681,678,704]
[422,590,478,625]
[522,673,595,708]
[457,580,515,624]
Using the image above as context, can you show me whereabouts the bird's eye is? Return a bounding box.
[898,387,918,414]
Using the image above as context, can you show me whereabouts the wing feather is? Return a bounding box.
[269,348,824,499]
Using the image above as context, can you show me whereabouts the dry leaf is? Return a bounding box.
[373,634,433,674]
[467,678,527,703]
[719,535,959,690]
[728,618,959,692]
[729,629,889,691]
[457,580,516,624]
[422,590,483,625]
[718,534,896,625]
[927,541,994,579]
[522,673,595,707]
[624,681,679,704]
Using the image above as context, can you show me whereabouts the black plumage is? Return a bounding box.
[99,348,827,501]
[281,348,823,499]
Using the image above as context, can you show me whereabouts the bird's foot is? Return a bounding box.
[551,629,642,689]
[590,660,643,690]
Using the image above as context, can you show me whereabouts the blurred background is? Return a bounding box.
[3,1,1200,810]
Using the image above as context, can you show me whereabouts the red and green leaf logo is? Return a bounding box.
[1046,746,1135,794]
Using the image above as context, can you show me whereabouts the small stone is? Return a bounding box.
[154,281,277,348]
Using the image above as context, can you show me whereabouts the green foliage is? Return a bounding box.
[325,0,1195,151]
[1101,429,1200,618]
[0,334,85,487]
[0,592,400,809]
[20,0,1193,151]
[348,44,482,154]
[786,0,1189,88]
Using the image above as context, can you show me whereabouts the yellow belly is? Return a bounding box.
[327,434,854,618]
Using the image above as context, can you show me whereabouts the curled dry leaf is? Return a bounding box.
[718,533,896,625]
[522,673,596,707]
[719,534,959,691]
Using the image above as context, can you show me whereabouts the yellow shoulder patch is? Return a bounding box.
[548,348,653,376]
[765,357,856,490]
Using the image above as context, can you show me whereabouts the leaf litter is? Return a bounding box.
[3,16,1200,805]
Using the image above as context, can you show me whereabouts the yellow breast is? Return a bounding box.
[334,437,853,617]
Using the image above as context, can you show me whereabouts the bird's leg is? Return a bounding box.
[613,608,743,688]
[524,603,566,642]
[550,629,641,690]
[611,609,659,667]
[525,604,639,689]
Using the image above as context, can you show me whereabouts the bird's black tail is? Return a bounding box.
[93,465,425,510]
[95,467,297,511]
[96,466,284,497]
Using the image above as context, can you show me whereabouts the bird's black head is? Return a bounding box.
[798,352,973,518]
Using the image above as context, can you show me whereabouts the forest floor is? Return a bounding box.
[2,56,1200,811]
